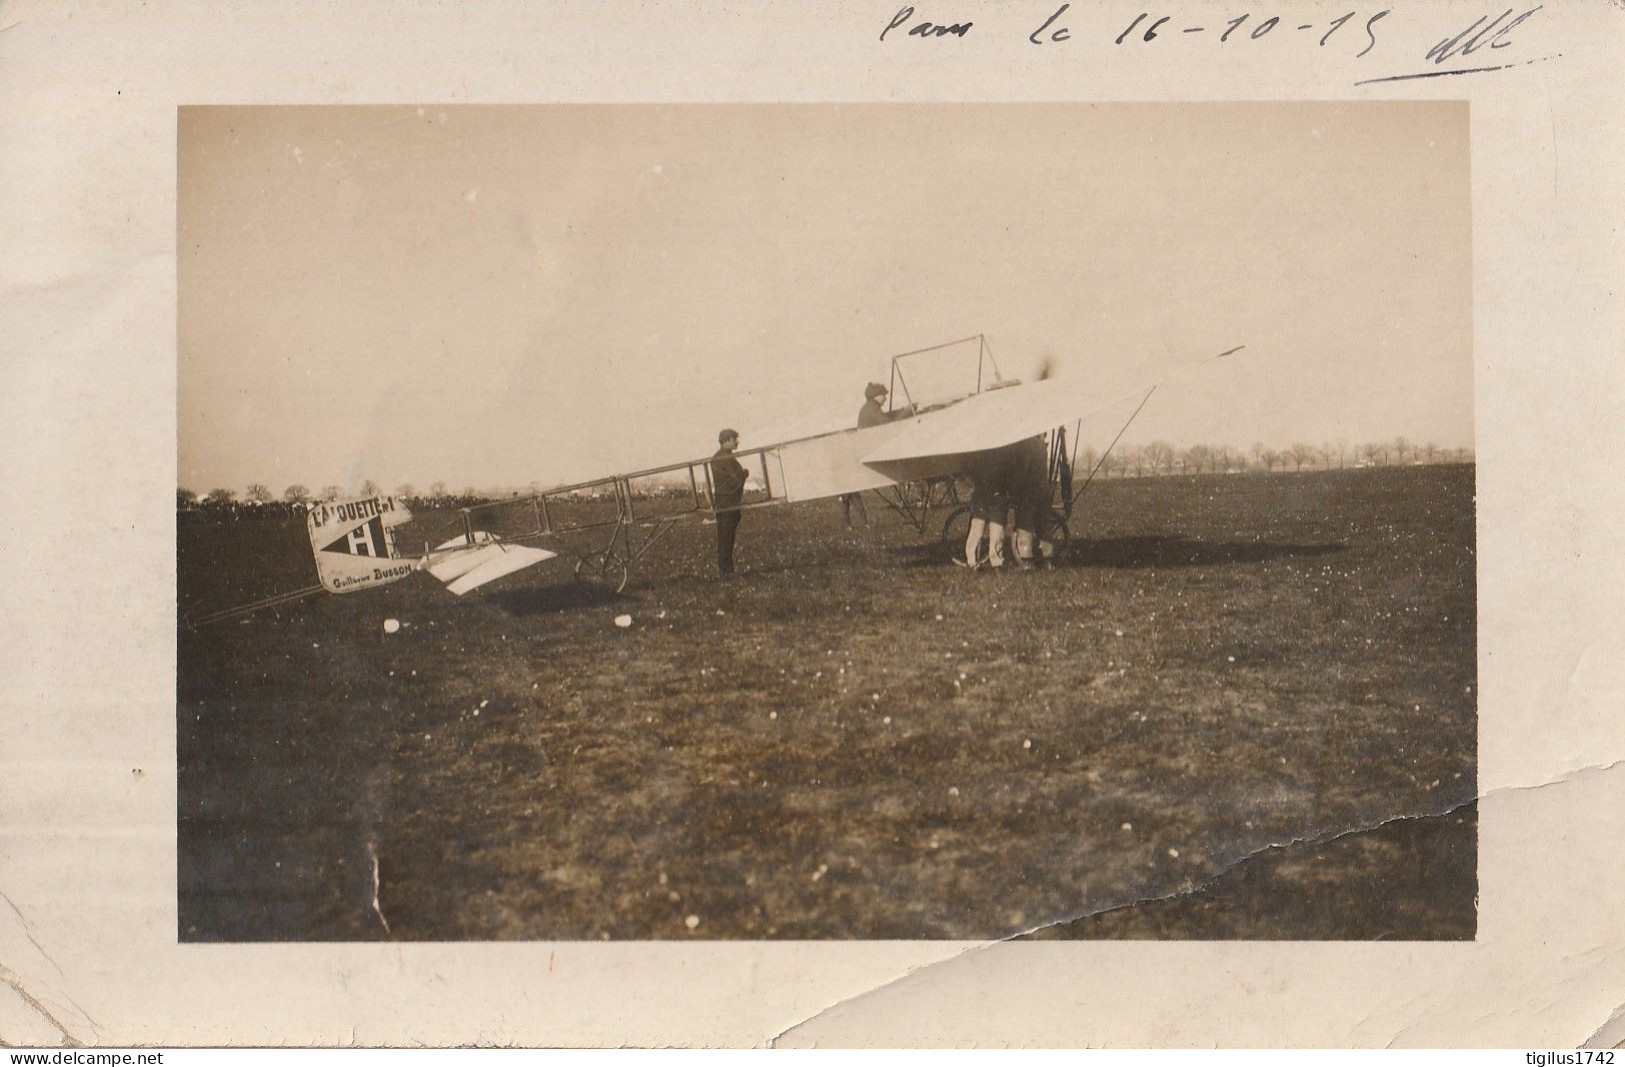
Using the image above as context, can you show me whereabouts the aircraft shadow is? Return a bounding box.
[881,535,1346,571]
[879,541,966,570]
[1065,535,1347,570]
[481,583,641,617]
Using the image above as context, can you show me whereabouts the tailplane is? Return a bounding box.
[307,494,559,596]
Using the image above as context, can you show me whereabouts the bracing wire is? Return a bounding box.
[1077,386,1158,498]
[182,584,326,630]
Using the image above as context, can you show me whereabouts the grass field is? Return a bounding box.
[177,465,1476,941]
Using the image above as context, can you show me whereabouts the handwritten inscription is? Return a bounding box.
[1424,5,1541,63]
[1111,9,1391,56]
[1029,3,1071,43]
[878,4,1554,87]
[1359,5,1549,83]
[881,6,973,41]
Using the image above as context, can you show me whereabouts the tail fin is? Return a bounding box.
[306,495,419,593]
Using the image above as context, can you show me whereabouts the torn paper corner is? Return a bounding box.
[765,946,987,1049]
[1581,999,1625,1050]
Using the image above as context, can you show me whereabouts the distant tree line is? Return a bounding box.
[176,480,498,523]
[179,437,1475,520]
[1073,437,1473,479]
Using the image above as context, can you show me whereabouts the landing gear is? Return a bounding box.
[940,505,1069,564]
[573,549,629,594]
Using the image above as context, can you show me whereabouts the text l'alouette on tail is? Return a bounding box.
[306,495,419,593]
[306,494,557,597]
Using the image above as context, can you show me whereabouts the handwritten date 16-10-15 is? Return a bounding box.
[1110,10,1390,55]
[880,5,1391,57]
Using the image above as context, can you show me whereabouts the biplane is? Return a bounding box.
[187,335,1238,625]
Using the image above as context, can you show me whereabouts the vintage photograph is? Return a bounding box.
[177,102,1475,942]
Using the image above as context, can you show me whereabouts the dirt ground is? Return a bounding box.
[178,465,1476,941]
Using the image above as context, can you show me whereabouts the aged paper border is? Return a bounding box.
[2,0,1622,1048]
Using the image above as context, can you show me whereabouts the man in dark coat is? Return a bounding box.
[856,381,892,429]
[840,383,891,528]
[709,428,749,576]
[843,382,916,528]
[1010,434,1056,569]
[956,446,1010,569]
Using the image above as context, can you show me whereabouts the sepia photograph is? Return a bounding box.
[176,102,1475,943]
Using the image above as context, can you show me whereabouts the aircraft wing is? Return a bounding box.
[766,419,922,502]
[859,346,1244,475]
[859,375,1147,478]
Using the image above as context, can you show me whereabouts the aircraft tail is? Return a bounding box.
[308,495,560,596]
[306,495,420,593]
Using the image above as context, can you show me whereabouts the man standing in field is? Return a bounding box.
[710,428,749,576]
[1011,434,1057,570]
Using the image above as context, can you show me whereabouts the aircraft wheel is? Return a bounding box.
[574,550,629,594]
[1039,509,1071,563]
[940,506,973,556]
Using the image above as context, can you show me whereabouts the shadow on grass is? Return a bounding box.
[879,534,1347,571]
[877,541,961,569]
[481,582,641,616]
[1068,535,1347,569]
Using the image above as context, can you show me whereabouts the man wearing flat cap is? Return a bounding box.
[709,428,749,576]
[857,382,892,429]
[841,383,913,529]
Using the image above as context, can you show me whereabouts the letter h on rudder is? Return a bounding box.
[346,520,383,557]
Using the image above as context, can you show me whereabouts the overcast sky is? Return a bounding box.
[178,102,1471,494]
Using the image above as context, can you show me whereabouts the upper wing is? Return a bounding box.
[859,375,1147,475]
[860,346,1244,477]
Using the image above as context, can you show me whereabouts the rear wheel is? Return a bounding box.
[574,549,629,593]
[1037,508,1070,563]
